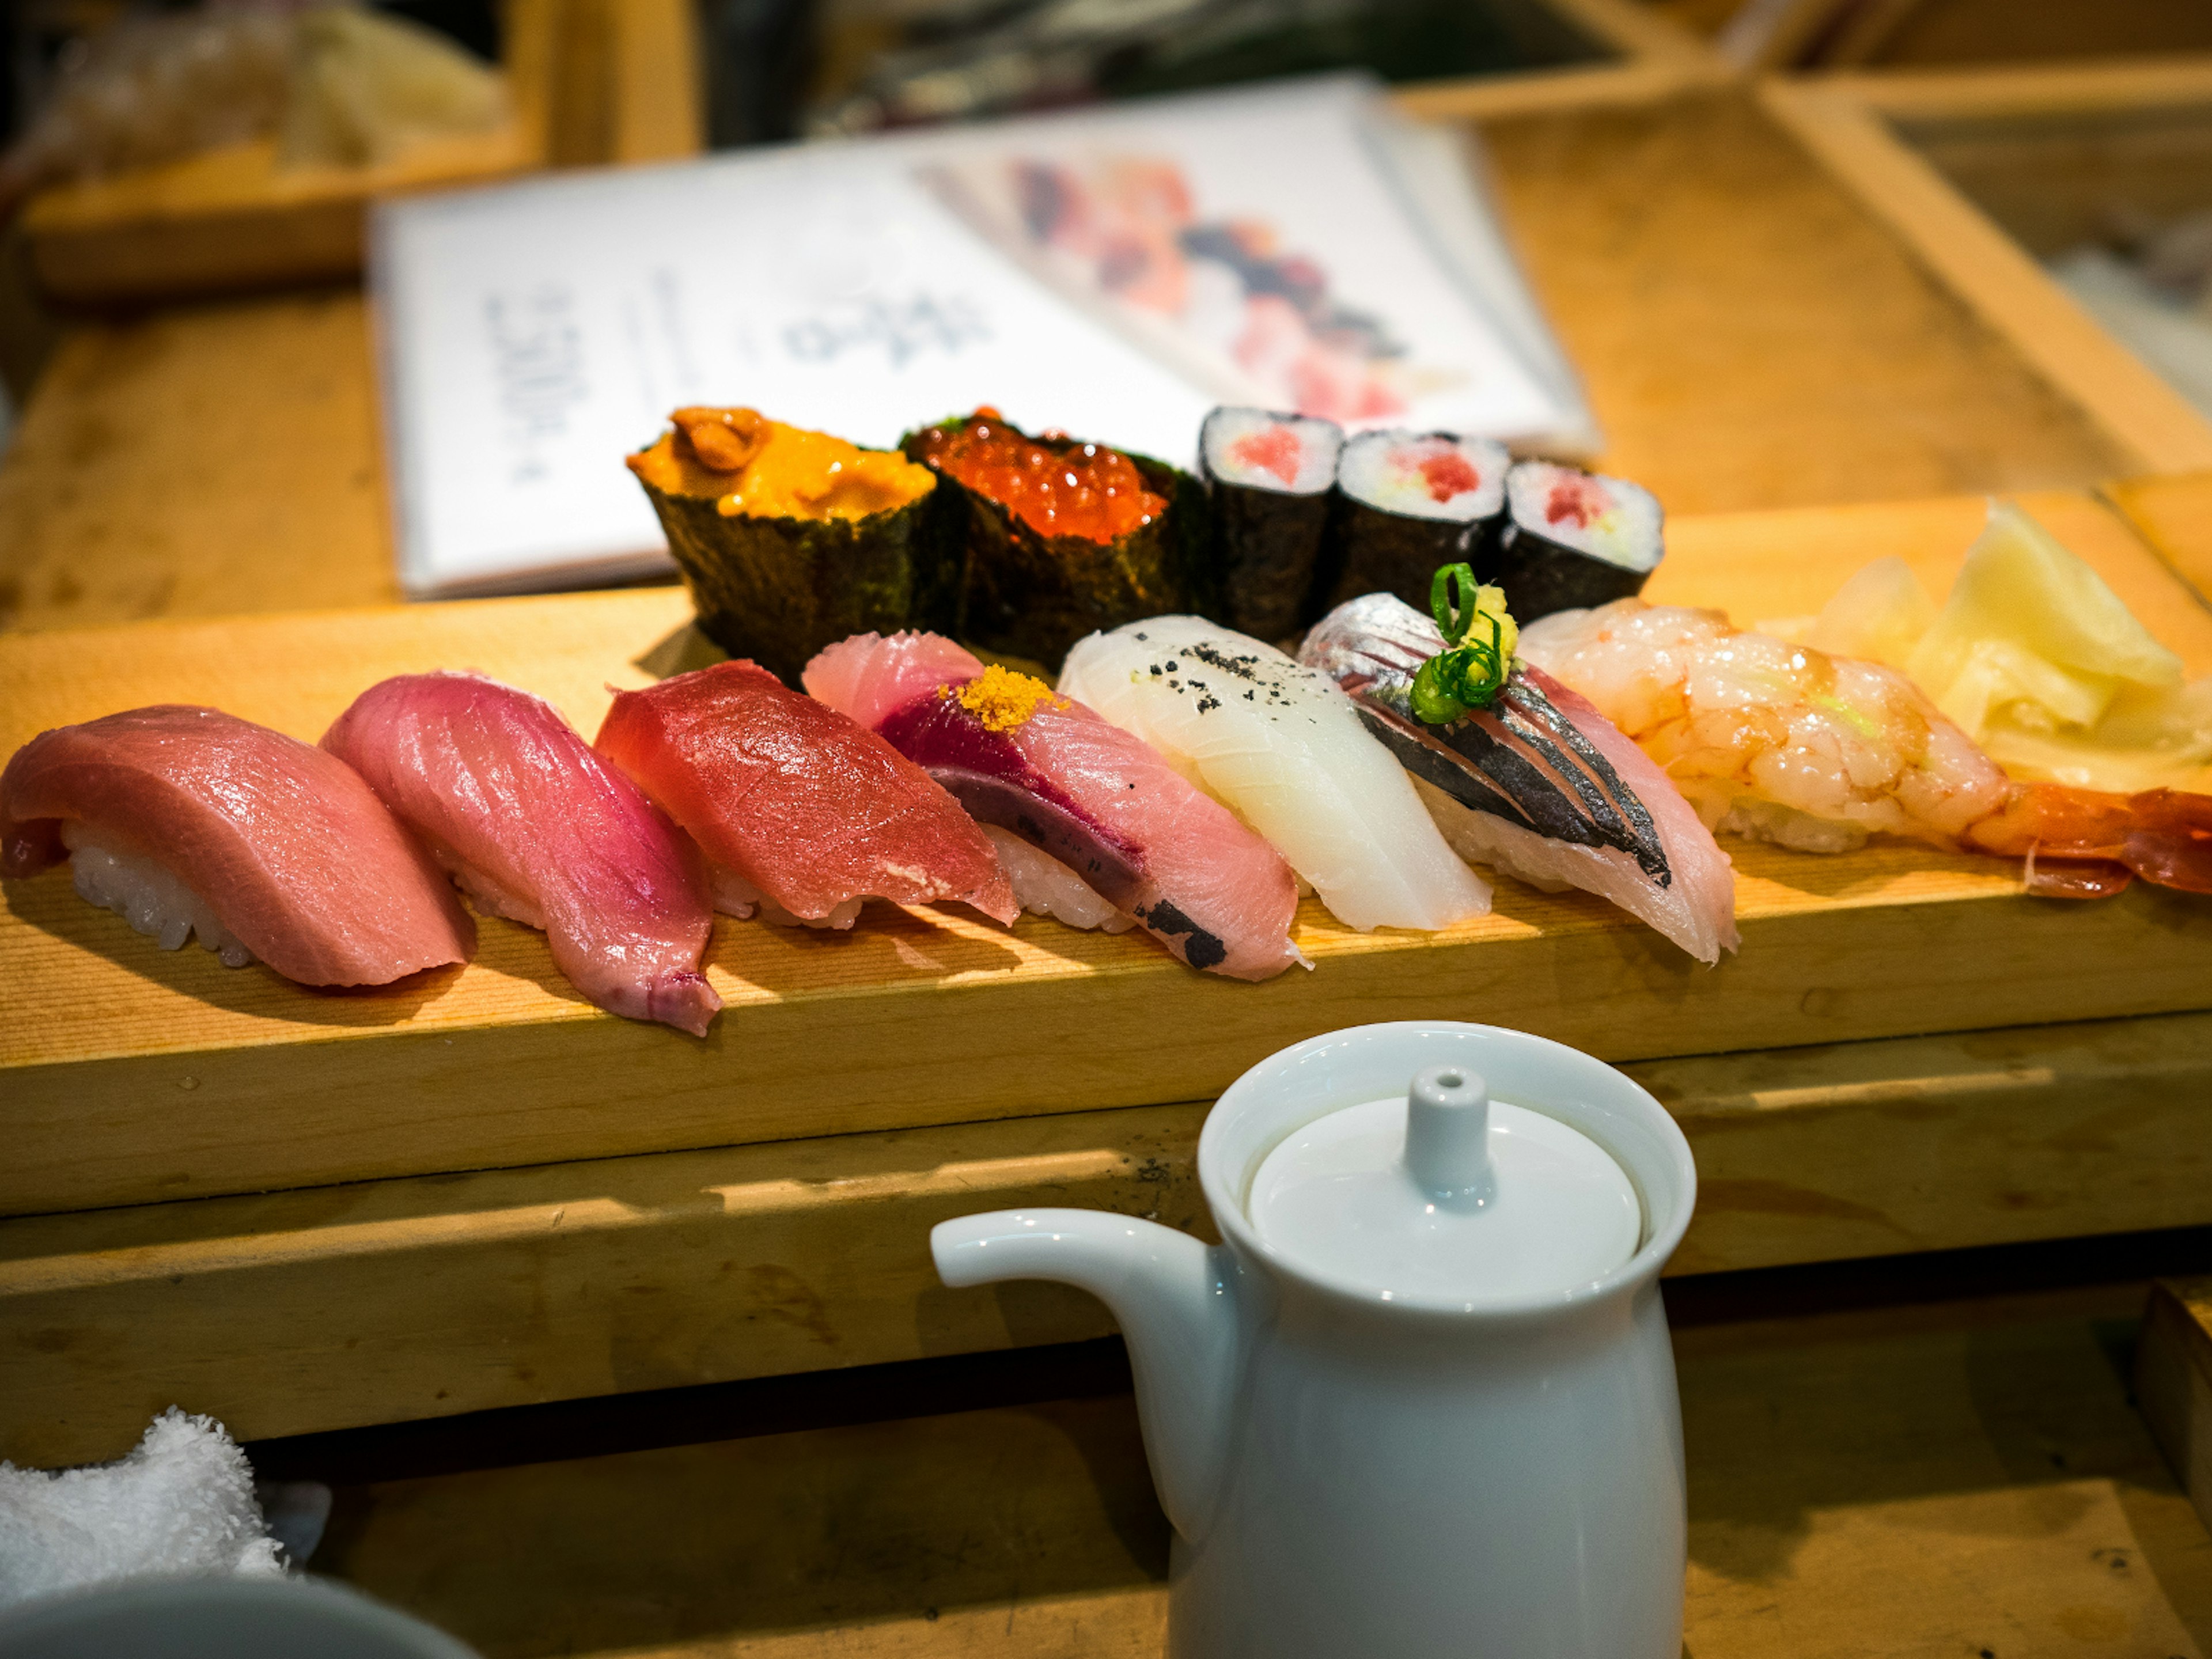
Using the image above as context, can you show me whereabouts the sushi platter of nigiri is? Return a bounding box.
[5,402,2211,1062]
[4,402,2212,1141]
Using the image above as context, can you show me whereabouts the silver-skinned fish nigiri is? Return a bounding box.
[1300,591,1738,963]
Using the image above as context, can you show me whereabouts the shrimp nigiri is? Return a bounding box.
[1520,599,2212,898]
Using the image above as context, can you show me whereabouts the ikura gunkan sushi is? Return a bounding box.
[1318,429,1509,615]
[1487,460,1663,624]
[628,408,943,685]
[904,408,1204,670]
[1199,407,1343,641]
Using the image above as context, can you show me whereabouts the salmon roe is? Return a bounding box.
[918,409,1164,543]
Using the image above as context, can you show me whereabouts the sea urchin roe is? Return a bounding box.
[942,664,1066,733]
[626,408,934,522]
[916,413,1164,543]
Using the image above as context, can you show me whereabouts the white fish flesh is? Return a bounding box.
[1058,616,1492,933]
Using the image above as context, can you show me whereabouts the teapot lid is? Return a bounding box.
[1245,1064,1641,1304]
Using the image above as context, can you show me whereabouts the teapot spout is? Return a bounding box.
[933,1209,1238,1543]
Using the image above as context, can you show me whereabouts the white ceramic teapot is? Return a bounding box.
[933,1021,1696,1659]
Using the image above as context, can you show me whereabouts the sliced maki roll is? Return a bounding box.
[1489,460,1662,623]
[627,407,944,685]
[904,407,1205,670]
[1199,406,1343,642]
[1318,429,1509,615]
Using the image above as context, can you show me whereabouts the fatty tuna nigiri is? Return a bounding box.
[594,660,1017,929]
[1301,592,1738,963]
[805,631,1303,980]
[322,673,719,1036]
[1,704,473,986]
[1057,618,1493,933]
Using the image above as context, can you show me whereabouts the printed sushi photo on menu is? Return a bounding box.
[918,78,1565,442]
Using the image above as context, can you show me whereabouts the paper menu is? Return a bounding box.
[373,75,1593,598]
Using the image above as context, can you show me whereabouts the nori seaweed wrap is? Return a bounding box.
[1316,429,1509,613]
[627,407,946,685]
[1488,460,1663,623]
[1199,406,1343,642]
[904,408,1207,669]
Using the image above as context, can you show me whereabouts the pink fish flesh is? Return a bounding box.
[323,673,719,1035]
[1,704,474,986]
[805,632,1304,980]
[1300,594,1738,963]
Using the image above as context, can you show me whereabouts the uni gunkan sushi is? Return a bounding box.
[1486,460,1663,624]
[904,407,1204,669]
[1198,406,1343,642]
[627,407,944,685]
[1318,429,1509,615]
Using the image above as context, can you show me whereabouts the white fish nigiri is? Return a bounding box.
[1059,616,1492,932]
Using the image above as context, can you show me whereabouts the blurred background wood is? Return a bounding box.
[1758,71,2212,475]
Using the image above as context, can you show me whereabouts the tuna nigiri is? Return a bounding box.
[1056,617,1493,933]
[1520,599,2212,898]
[1301,592,1738,963]
[322,673,720,1036]
[594,660,1016,929]
[804,631,1303,980]
[1,704,473,986]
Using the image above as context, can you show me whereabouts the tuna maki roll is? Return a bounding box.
[1199,406,1343,642]
[1317,429,1509,615]
[904,407,1205,670]
[1488,460,1663,623]
[627,408,944,685]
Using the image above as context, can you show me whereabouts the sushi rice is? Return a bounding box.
[63,821,254,967]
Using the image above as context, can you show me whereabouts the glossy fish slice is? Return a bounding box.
[1057,616,1493,934]
[594,660,1016,929]
[1,704,474,986]
[805,631,1303,980]
[1301,593,1738,962]
[323,673,719,1036]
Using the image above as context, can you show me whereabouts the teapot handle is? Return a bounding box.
[933,1209,1238,1544]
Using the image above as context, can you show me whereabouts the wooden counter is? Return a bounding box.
[291,1278,2212,1657]
[6,482,2211,1468]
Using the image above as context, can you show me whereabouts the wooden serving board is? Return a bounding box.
[3,487,2209,1219]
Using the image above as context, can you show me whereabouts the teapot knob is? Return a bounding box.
[1405,1063,1495,1206]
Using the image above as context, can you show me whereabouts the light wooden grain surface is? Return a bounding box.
[6,1007,2211,1468]
[2109,469,2212,608]
[300,1284,2212,1657]
[6,486,2208,1218]
[20,0,559,305]
[0,88,2165,634]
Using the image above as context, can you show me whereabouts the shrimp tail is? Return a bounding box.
[1965,784,2212,899]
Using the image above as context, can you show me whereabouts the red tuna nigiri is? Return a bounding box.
[1,704,473,986]
[323,673,719,1036]
[804,632,1304,982]
[594,660,1017,929]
